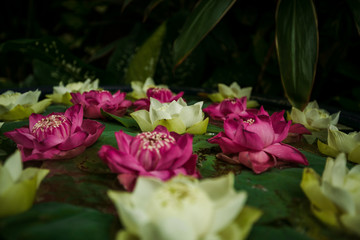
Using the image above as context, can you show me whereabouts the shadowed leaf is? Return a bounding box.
[275,0,318,110]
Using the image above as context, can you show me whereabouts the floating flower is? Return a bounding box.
[133,87,184,111]
[208,82,258,108]
[0,150,49,217]
[203,97,249,121]
[0,90,51,121]
[46,79,100,105]
[70,90,132,119]
[4,104,104,161]
[300,153,360,236]
[290,100,340,131]
[108,173,262,240]
[128,77,168,100]
[98,125,199,191]
[130,98,209,135]
[208,109,308,173]
[317,125,360,164]
[290,101,340,144]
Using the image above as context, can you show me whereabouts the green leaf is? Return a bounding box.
[124,22,166,84]
[0,38,112,85]
[173,0,236,68]
[0,202,118,240]
[275,0,318,110]
[346,0,360,35]
[100,109,139,129]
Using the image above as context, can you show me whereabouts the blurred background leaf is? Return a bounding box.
[275,0,318,110]
[173,0,236,68]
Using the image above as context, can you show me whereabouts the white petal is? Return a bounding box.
[328,126,358,153]
[4,150,22,182]
[290,107,308,127]
[108,190,150,235]
[130,110,154,132]
[132,177,163,209]
[179,102,204,128]
[140,217,197,240]
[321,181,355,215]
[15,90,40,106]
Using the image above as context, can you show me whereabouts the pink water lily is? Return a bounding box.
[71,90,132,118]
[208,109,308,173]
[4,104,104,161]
[203,97,249,121]
[133,87,184,111]
[98,125,199,191]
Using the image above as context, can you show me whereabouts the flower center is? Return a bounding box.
[243,118,255,125]
[32,114,70,140]
[137,131,175,152]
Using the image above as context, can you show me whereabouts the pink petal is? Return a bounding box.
[223,117,241,139]
[65,104,84,133]
[4,128,35,149]
[117,173,138,191]
[244,115,274,147]
[82,119,105,147]
[289,123,311,135]
[237,150,275,174]
[33,135,67,151]
[169,134,193,169]
[115,130,134,153]
[133,99,150,111]
[148,170,173,181]
[208,132,246,154]
[57,131,88,150]
[98,145,145,173]
[256,106,269,116]
[70,92,83,104]
[234,127,265,151]
[263,143,308,165]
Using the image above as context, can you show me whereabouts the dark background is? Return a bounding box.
[0,0,359,113]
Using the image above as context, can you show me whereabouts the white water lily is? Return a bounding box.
[108,173,261,240]
[130,98,209,134]
[0,90,51,121]
[290,101,340,131]
[208,82,258,108]
[128,77,168,100]
[0,150,49,217]
[290,101,340,143]
[318,125,360,163]
[46,78,100,105]
[301,153,360,236]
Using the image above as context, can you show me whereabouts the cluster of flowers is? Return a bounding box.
[1,79,359,238]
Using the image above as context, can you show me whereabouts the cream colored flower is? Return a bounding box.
[0,150,49,217]
[0,90,51,121]
[301,153,360,236]
[318,125,360,164]
[128,77,168,100]
[46,78,100,105]
[290,101,340,131]
[130,98,209,135]
[108,173,262,240]
[290,101,340,143]
[208,82,258,108]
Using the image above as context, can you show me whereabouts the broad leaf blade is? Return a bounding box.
[124,22,166,84]
[173,0,236,68]
[275,0,318,110]
[0,202,117,240]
